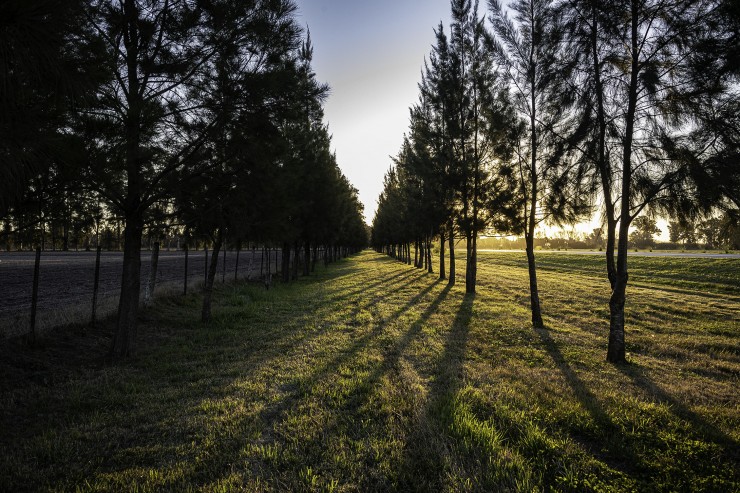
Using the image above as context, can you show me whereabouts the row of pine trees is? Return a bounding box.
[0,0,368,358]
[372,0,738,362]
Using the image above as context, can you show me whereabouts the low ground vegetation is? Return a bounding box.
[0,251,737,491]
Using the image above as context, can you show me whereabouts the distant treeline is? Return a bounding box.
[478,217,740,251]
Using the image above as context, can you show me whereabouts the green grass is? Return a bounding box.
[0,251,738,492]
[476,250,740,295]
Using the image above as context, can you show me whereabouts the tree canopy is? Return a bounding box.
[0,0,367,357]
[373,0,738,363]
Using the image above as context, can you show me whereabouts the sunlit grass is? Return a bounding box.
[0,250,737,492]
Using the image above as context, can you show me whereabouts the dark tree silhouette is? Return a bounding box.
[487,0,589,325]
[560,0,736,362]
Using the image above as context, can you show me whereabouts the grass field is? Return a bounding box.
[480,251,740,295]
[0,250,738,492]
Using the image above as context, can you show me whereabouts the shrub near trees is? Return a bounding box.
[0,0,367,358]
[374,0,738,363]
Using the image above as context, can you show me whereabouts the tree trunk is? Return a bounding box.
[422,240,427,269]
[3,219,10,251]
[525,233,543,328]
[465,233,476,294]
[605,216,617,289]
[110,214,144,359]
[607,0,639,364]
[234,244,240,281]
[591,4,617,290]
[525,25,543,328]
[201,230,222,323]
[471,233,478,292]
[448,226,456,286]
[282,242,291,282]
[62,218,69,251]
[608,233,629,363]
[110,0,145,360]
[203,247,209,290]
[303,242,310,276]
[439,232,446,280]
[40,214,45,251]
[266,246,271,276]
[426,236,433,274]
[28,246,41,346]
[292,241,299,280]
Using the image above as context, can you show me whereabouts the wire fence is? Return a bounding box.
[0,247,285,338]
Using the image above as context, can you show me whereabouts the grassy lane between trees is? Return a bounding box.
[1,250,738,492]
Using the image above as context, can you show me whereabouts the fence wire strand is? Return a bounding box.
[0,249,286,337]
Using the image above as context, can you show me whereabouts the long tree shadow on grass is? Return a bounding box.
[294,265,428,334]
[284,261,439,365]
[129,274,449,491]
[131,257,439,489]
[215,256,425,368]
[0,255,468,491]
[0,254,423,491]
[264,282,455,491]
[537,327,739,488]
[618,362,739,462]
[254,278,447,429]
[534,327,647,477]
[326,268,422,309]
[397,292,474,492]
[338,271,426,314]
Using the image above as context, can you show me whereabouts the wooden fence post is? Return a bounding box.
[234,245,240,281]
[28,246,41,344]
[183,244,189,295]
[144,242,159,306]
[204,247,208,291]
[91,246,101,327]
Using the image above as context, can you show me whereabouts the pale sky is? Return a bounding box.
[296,1,456,224]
